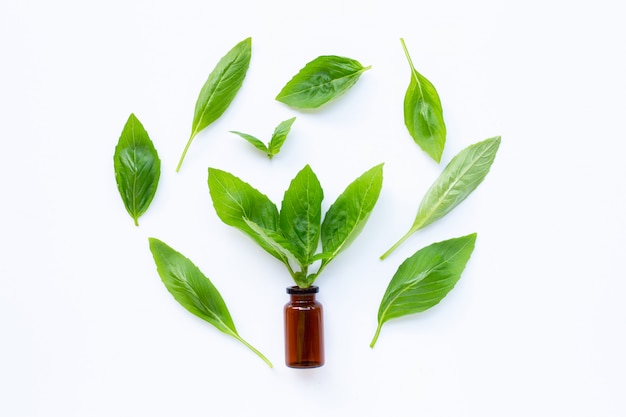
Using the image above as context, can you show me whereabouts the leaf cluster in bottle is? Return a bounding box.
[208,164,384,288]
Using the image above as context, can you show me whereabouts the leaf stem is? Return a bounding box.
[234,334,273,368]
[311,255,334,283]
[370,323,383,348]
[283,257,301,283]
[380,229,413,260]
[400,38,416,74]
[176,133,196,172]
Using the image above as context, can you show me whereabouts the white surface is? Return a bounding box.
[1,0,625,415]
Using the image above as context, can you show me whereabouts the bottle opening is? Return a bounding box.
[286,285,319,294]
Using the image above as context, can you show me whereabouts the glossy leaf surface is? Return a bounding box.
[381,136,500,259]
[207,168,281,260]
[177,37,252,171]
[371,233,476,347]
[243,219,301,266]
[401,38,446,162]
[321,164,384,267]
[276,55,371,109]
[267,117,296,157]
[113,113,160,226]
[148,238,272,367]
[280,164,324,266]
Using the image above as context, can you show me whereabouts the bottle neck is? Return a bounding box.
[290,293,316,303]
[287,286,319,303]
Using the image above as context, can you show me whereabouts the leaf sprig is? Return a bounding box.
[230,117,296,159]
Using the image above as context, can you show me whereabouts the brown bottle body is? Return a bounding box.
[284,286,324,368]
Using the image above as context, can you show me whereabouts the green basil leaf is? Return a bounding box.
[371,233,476,348]
[401,38,446,163]
[267,117,296,157]
[381,136,500,260]
[207,167,282,261]
[320,163,384,268]
[244,219,300,270]
[276,56,371,109]
[113,113,160,226]
[279,164,323,266]
[230,131,269,154]
[177,37,252,172]
[148,238,272,367]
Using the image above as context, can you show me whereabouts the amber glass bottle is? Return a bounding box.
[284,286,324,368]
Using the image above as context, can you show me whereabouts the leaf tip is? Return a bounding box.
[147,237,164,254]
[486,135,502,148]
[125,113,143,128]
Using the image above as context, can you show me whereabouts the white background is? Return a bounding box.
[1,0,625,415]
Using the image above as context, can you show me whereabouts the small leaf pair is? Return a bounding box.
[149,238,273,367]
[208,164,384,288]
[230,117,296,159]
